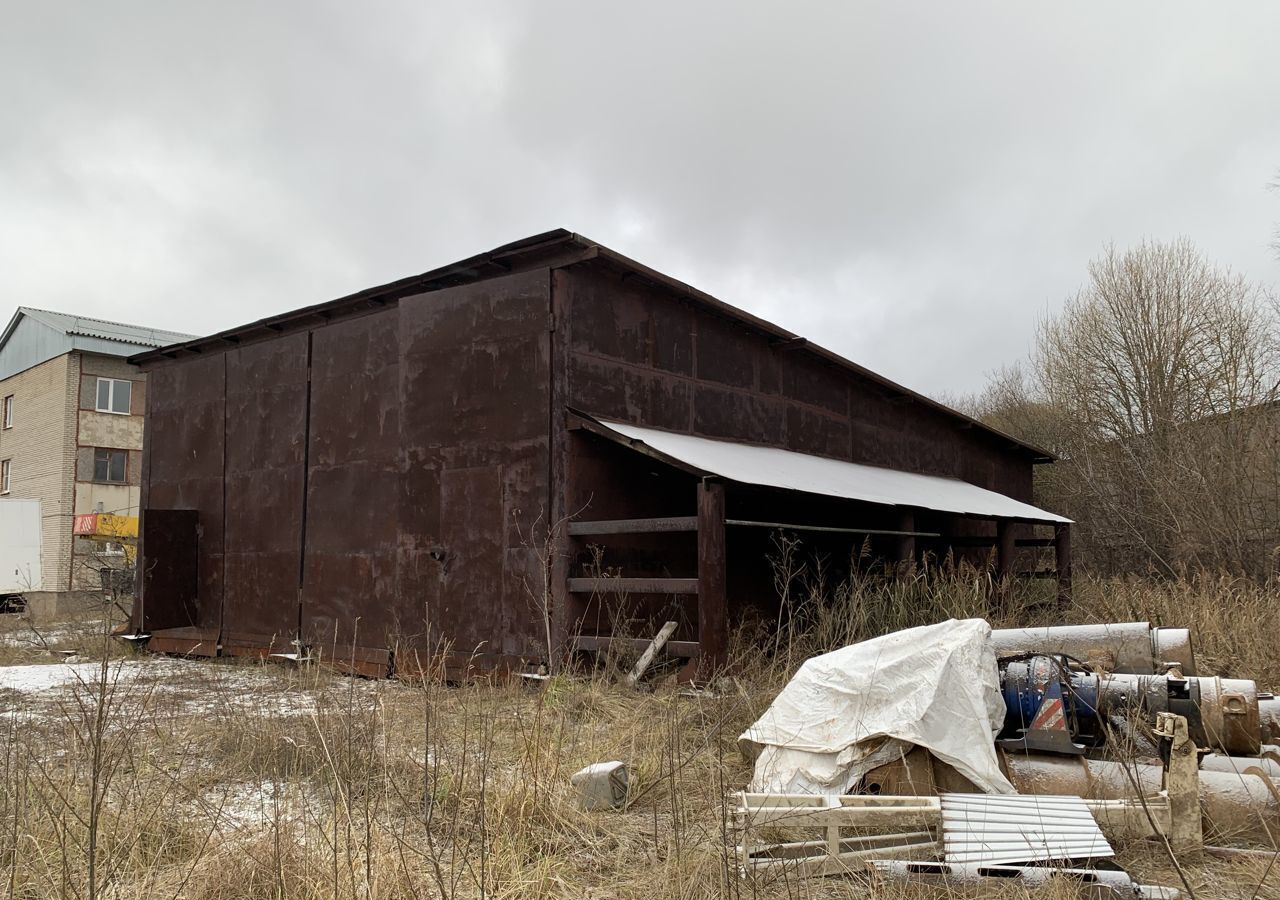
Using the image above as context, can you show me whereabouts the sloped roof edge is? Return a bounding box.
[1,307,196,351]
[127,229,1055,462]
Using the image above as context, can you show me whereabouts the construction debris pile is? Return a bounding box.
[733,619,1280,897]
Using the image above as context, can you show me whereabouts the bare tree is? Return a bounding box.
[1270,169,1280,261]
[973,239,1280,576]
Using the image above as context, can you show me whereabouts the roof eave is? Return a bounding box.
[129,228,590,365]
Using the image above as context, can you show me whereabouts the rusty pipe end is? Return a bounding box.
[1153,627,1197,676]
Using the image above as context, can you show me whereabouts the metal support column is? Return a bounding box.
[996,520,1015,580]
[697,478,727,677]
[1055,523,1073,609]
[893,509,916,575]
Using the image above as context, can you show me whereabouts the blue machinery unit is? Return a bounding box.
[997,654,1267,757]
[999,656,1101,755]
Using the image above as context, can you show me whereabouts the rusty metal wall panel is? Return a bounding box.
[142,353,227,635]
[397,268,552,661]
[692,384,786,444]
[559,263,1034,503]
[138,509,199,631]
[301,311,401,657]
[567,353,693,432]
[221,334,309,650]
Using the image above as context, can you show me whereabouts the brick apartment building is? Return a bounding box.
[0,308,193,603]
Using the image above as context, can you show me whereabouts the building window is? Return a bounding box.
[93,449,128,484]
[1,459,9,494]
[2,395,11,429]
[95,378,132,415]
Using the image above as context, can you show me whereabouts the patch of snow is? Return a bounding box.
[0,656,382,720]
[0,620,109,649]
[207,780,322,832]
[0,660,116,692]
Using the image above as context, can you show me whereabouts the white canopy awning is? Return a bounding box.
[595,419,1070,524]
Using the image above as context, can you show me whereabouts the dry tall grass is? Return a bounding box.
[0,570,1277,899]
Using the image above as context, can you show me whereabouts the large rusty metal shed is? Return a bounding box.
[129,230,1068,676]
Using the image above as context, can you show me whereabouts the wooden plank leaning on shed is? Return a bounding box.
[624,620,678,687]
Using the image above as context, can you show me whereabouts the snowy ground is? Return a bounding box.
[0,616,108,653]
[0,653,380,719]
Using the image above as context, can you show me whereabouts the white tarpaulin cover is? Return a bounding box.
[740,619,1015,795]
[598,419,1070,524]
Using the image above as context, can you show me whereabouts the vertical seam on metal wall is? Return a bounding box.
[220,351,228,649]
[296,331,314,644]
[137,359,152,627]
[546,268,557,662]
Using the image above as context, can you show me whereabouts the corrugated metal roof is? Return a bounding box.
[940,793,1112,865]
[13,307,195,348]
[595,419,1071,524]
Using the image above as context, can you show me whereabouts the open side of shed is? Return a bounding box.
[560,413,1071,677]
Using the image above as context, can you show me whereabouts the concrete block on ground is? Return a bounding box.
[570,761,629,810]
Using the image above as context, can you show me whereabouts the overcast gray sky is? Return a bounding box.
[3,2,1278,397]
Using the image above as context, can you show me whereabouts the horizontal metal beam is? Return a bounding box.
[567,577,699,595]
[571,635,700,657]
[568,516,698,536]
[725,519,940,538]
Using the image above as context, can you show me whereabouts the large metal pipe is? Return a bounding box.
[1201,750,1280,778]
[864,744,1280,846]
[1260,696,1280,744]
[990,622,1196,675]
[1001,753,1280,847]
[1096,673,1261,756]
[1000,659,1264,755]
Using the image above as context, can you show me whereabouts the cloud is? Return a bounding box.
[2,1,1278,396]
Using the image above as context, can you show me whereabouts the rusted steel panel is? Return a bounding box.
[138,509,199,632]
[142,353,227,636]
[323,649,393,678]
[300,312,400,660]
[147,630,218,657]
[691,384,786,444]
[781,352,850,417]
[221,334,309,652]
[559,262,1036,503]
[562,352,694,432]
[785,406,851,460]
[696,316,756,390]
[397,269,552,661]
